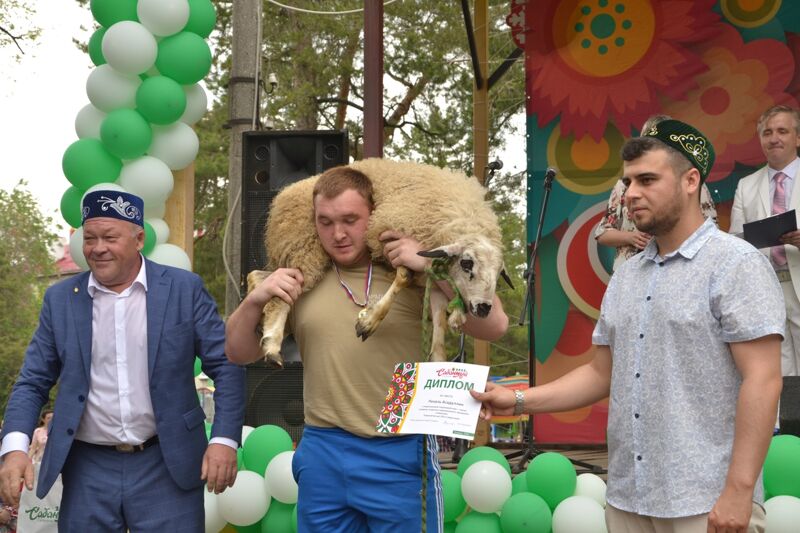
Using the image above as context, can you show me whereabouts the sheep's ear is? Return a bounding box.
[417,249,448,259]
[417,243,463,259]
[500,268,514,290]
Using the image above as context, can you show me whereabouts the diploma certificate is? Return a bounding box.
[376,362,489,439]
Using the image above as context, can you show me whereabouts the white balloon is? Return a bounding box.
[765,495,800,533]
[241,425,256,445]
[102,21,157,75]
[203,489,227,533]
[75,104,107,139]
[181,83,208,125]
[146,218,170,244]
[144,201,166,220]
[137,0,190,37]
[217,470,270,527]
[119,156,174,207]
[86,65,141,112]
[265,451,298,504]
[574,473,607,508]
[461,460,512,513]
[148,122,199,170]
[552,496,607,533]
[147,243,192,271]
[68,229,89,271]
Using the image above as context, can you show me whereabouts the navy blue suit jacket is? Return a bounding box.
[1,259,246,498]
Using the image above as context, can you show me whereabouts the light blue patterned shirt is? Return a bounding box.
[593,218,785,517]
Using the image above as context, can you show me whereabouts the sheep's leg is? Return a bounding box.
[246,270,288,366]
[448,306,467,331]
[429,288,449,362]
[355,266,414,341]
[259,298,290,366]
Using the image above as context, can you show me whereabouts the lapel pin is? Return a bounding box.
[73,287,79,293]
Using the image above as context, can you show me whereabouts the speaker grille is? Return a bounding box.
[780,376,800,437]
[240,130,349,296]
[245,360,305,443]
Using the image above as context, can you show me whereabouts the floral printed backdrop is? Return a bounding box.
[507,0,800,443]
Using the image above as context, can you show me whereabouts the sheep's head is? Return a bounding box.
[418,235,511,317]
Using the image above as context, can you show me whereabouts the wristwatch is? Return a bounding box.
[513,389,525,416]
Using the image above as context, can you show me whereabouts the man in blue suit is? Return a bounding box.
[0,190,246,531]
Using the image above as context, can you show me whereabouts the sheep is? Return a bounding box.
[247,158,509,366]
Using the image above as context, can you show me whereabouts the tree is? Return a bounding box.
[0,1,39,58]
[0,182,59,411]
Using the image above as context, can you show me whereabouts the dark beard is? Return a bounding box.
[634,208,680,236]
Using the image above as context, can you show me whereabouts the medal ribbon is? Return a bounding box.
[334,261,373,307]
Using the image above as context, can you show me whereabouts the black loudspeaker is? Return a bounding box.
[780,376,800,437]
[245,358,305,443]
[240,130,349,294]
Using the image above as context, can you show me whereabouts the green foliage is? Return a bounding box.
[0,0,40,59]
[0,182,59,411]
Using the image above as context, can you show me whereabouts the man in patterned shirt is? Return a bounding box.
[474,120,783,532]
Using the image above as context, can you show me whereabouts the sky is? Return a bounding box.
[0,2,93,238]
[1,2,526,242]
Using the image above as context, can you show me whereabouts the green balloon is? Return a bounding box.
[88,27,107,66]
[62,138,122,191]
[100,109,152,160]
[242,425,294,475]
[156,32,212,85]
[764,434,800,498]
[237,447,244,470]
[136,76,187,125]
[526,452,577,511]
[90,0,138,27]
[204,421,212,440]
[291,504,297,533]
[194,357,203,377]
[456,446,511,477]
[233,522,262,533]
[261,501,293,533]
[500,492,552,533]
[185,0,217,38]
[444,522,457,533]
[454,511,502,533]
[143,221,157,256]
[511,471,529,495]
[441,470,466,522]
[60,186,84,228]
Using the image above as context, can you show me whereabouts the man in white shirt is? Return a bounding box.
[0,190,245,531]
[730,105,800,376]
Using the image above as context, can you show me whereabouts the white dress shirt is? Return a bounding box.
[1,257,235,455]
[768,157,800,208]
[76,260,155,445]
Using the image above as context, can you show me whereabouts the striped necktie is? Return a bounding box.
[771,171,788,267]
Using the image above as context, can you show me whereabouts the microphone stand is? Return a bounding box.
[508,168,604,474]
[450,333,469,463]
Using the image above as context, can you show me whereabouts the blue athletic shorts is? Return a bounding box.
[292,425,444,533]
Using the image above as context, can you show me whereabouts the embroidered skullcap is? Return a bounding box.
[81,190,144,227]
[641,119,715,182]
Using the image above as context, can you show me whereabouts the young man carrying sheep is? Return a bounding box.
[226,166,508,533]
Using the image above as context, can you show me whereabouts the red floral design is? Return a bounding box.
[524,0,722,140]
[376,363,416,434]
[662,25,798,182]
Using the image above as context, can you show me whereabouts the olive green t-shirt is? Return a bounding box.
[289,263,425,437]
